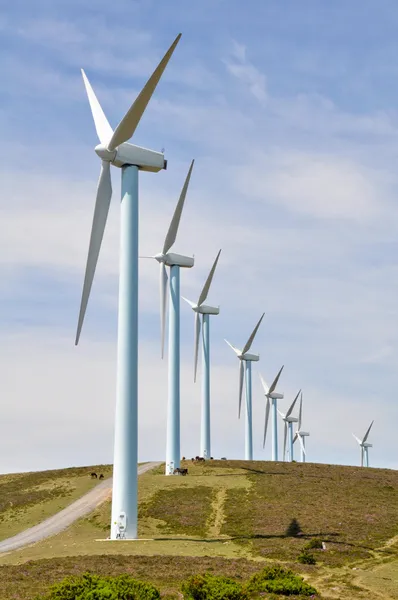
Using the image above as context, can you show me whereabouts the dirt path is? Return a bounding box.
[207,488,227,538]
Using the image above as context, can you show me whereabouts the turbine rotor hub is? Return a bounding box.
[95,144,117,162]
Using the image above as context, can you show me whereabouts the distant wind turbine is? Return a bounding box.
[278,390,301,462]
[183,250,222,460]
[260,366,284,460]
[146,161,195,475]
[292,393,310,463]
[353,421,374,467]
[225,313,265,460]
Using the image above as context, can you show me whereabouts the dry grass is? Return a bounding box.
[1,460,398,598]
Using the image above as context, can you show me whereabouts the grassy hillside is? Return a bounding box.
[0,460,397,599]
[0,464,112,541]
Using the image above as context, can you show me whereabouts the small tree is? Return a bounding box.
[285,517,302,537]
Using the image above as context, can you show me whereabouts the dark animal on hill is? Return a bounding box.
[173,467,188,476]
[99,474,104,480]
[90,472,98,478]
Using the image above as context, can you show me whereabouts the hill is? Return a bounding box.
[0,464,112,541]
[0,460,397,599]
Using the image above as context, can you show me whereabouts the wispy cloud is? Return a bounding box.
[224,40,267,104]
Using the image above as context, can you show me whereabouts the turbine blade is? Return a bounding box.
[162,159,194,255]
[238,361,244,418]
[259,373,270,395]
[75,161,112,345]
[108,34,181,150]
[286,389,301,418]
[242,312,265,355]
[197,249,222,306]
[268,365,284,394]
[283,422,287,461]
[224,339,241,356]
[194,312,201,382]
[263,398,270,448]
[182,296,197,309]
[298,392,303,430]
[160,263,168,358]
[362,420,374,443]
[81,69,114,145]
[292,432,298,444]
[298,434,306,455]
[352,433,362,445]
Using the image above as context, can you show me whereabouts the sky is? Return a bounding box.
[1,0,398,473]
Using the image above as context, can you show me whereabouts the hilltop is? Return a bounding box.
[0,460,398,599]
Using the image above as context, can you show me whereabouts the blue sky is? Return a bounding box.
[1,1,398,473]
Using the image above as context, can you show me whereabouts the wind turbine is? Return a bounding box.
[148,161,195,475]
[260,366,284,461]
[293,393,310,463]
[183,249,222,460]
[278,390,301,462]
[353,421,374,467]
[225,313,265,460]
[75,34,181,539]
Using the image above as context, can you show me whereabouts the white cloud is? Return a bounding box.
[224,40,267,104]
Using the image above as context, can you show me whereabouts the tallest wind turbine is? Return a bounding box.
[75,35,181,539]
[225,314,265,460]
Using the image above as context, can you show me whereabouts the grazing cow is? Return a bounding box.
[173,467,188,476]
[90,472,98,479]
[182,456,186,460]
[99,474,104,480]
[180,468,188,476]
[210,457,214,460]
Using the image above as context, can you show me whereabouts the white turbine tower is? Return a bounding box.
[353,421,374,467]
[75,35,181,539]
[279,390,301,462]
[183,249,222,460]
[225,313,265,460]
[260,366,284,460]
[148,162,195,476]
[292,393,310,463]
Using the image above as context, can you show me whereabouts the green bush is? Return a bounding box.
[246,566,317,596]
[297,551,317,565]
[304,538,323,550]
[182,573,248,600]
[39,573,160,600]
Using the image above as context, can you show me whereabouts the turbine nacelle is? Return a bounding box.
[189,303,220,315]
[268,391,284,400]
[95,142,166,172]
[240,352,260,362]
[154,252,194,268]
[298,431,310,437]
[362,442,373,448]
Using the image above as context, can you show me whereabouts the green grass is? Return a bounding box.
[0,464,113,541]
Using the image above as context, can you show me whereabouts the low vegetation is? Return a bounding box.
[0,464,112,540]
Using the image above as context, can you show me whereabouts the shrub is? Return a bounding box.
[39,573,160,600]
[304,538,323,550]
[297,551,317,565]
[285,518,302,537]
[246,566,318,596]
[182,573,248,600]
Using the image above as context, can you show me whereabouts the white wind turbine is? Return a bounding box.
[147,161,195,475]
[293,393,310,463]
[278,390,301,462]
[260,366,284,461]
[75,35,181,539]
[353,421,374,467]
[225,313,265,460]
[183,249,222,460]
